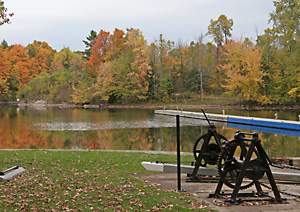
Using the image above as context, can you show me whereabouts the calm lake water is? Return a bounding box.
[0,106,299,157]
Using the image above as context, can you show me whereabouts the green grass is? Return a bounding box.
[0,151,210,211]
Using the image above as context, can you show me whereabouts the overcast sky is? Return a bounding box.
[0,0,274,51]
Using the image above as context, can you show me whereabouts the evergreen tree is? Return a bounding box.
[0,40,8,48]
[83,30,98,59]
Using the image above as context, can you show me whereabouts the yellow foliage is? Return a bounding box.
[221,41,264,102]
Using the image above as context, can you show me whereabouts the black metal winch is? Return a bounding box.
[211,131,285,204]
[185,110,300,204]
[189,109,228,180]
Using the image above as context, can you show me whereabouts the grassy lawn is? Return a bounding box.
[0,151,210,211]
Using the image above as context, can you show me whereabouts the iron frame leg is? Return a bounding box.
[230,142,255,201]
[191,134,211,177]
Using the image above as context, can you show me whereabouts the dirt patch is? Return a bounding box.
[140,173,300,212]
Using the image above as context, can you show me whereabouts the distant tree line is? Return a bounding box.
[0,0,299,105]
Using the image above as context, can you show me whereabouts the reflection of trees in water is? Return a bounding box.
[0,106,299,156]
[260,133,300,157]
[108,128,154,150]
[0,110,64,149]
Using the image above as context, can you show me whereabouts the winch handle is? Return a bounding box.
[201,109,212,127]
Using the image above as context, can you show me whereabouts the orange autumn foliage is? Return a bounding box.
[0,47,10,94]
[6,44,32,85]
[87,30,110,74]
[27,41,55,74]
[0,42,55,95]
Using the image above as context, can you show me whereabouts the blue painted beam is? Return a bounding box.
[227,116,300,131]
[228,123,300,137]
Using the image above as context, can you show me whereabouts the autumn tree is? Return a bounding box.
[0,45,33,100]
[0,1,13,98]
[107,28,125,60]
[6,45,33,85]
[0,0,13,25]
[0,47,10,98]
[92,28,151,103]
[50,48,92,103]
[87,30,110,75]
[51,48,85,71]
[26,41,55,75]
[123,28,151,101]
[221,41,265,103]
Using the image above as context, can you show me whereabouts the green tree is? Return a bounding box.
[269,0,300,52]
[18,68,93,104]
[257,0,300,104]
[148,34,174,100]
[18,70,73,103]
[71,74,93,104]
[207,15,233,95]
[83,30,98,59]
[207,15,233,51]
[0,40,8,48]
[51,48,84,71]
[160,75,174,102]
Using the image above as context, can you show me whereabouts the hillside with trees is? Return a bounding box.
[0,0,299,105]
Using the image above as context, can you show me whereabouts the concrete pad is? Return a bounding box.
[140,173,300,212]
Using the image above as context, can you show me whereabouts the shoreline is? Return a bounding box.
[1,101,300,111]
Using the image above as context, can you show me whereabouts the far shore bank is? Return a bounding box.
[0,101,300,111]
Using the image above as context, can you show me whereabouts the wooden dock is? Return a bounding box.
[155,110,300,131]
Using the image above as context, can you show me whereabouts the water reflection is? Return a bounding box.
[0,106,299,157]
[34,115,208,131]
